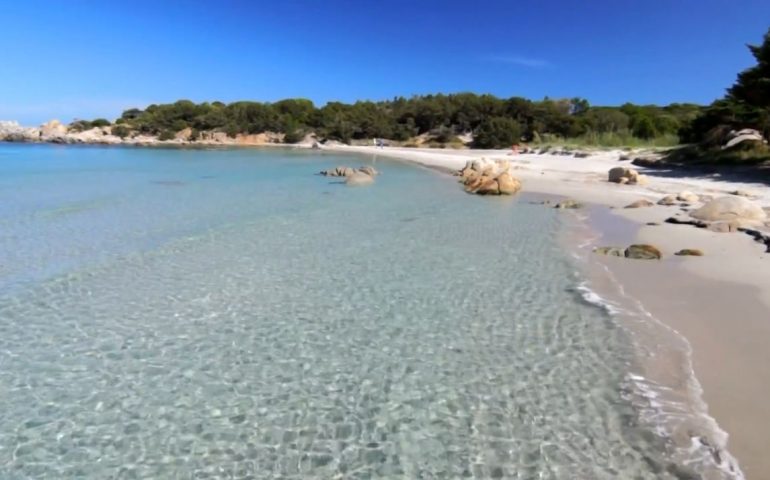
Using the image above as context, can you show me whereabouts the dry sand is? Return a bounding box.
[325,144,770,478]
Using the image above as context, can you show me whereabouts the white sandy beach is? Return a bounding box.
[326,144,770,478]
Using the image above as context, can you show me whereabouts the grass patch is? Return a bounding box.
[531,132,679,149]
[664,141,770,165]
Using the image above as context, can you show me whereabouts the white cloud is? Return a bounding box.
[481,55,552,68]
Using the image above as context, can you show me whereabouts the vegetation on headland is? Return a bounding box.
[100,96,698,149]
[68,27,769,163]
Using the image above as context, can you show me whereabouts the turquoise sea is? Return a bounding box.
[0,144,731,478]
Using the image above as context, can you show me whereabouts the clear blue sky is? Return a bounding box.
[2,0,769,124]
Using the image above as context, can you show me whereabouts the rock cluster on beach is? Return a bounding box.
[456,159,522,195]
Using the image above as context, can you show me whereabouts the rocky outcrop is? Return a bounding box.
[690,196,766,224]
[458,159,522,196]
[39,119,68,140]
[608,167,647,185]
[175,127,193,141]
[624,244,662,260]
[0,120,40,141]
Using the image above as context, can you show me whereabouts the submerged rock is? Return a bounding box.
[345,172,375,186]
[624,244,662,260]
[554,199,582,209]
[675,249,704,256]
[593,246,624,257]
[358,166,378,176]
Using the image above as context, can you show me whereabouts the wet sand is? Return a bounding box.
[587,207,770,479]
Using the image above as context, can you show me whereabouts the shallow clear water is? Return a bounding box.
[0,144,697,478]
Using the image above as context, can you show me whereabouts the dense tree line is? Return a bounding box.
[78,27,770,154]
[106,94,701,148]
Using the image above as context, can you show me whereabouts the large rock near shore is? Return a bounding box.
[608,167,646,185]
[459,159,522,195]
[690,196,766,223]
[496,172,522,195]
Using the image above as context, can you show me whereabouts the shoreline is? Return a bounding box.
[4,140,768,475]
[330,144,770,478]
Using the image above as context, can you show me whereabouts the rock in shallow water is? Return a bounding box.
[554,199,582,209]
[593,246,624,257]
[345,172,375,186]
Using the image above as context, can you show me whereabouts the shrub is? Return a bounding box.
[283,129,304,144]
[111,125,131,138]
[91,118,111,128]
[632,116,657,140]
[473,117,522,149]
[158,130,175,141]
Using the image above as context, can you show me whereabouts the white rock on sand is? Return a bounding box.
[691,196,767,224]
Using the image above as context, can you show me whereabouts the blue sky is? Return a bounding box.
[1,0,769,124]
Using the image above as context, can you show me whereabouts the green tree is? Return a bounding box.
[728,29,770,109]
[473,117,522,148]
[632,116,657,139]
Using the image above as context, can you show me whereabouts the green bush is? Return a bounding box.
[158,130,175,141]
[91,118,111,128]
[111,125,131,138]
[473,117,522,148]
